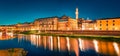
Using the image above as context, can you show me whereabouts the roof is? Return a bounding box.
[97,17,120,20]
[35,16,58,21]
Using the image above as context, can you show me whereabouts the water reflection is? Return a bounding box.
[93,39,99,52]
[16,34,120,56]
[0,32,14,40]
[113,42,120,56]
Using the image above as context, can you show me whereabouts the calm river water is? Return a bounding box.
[0,34,120,56]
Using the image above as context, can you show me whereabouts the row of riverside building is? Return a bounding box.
[0,8,120,32]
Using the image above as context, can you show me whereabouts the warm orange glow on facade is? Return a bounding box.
[0,8,120,31]
[97,18,120,30]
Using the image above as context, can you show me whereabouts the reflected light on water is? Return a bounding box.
[57,36,60,51]
[0,32,2,36]
[30,35,36,46]
[16,34,120,56]
[50,36,53,51]
[78,38,84,51]
[0,32,14,40]
[113,42,120,56]
[43,36,47,49]
[93,39,99,52]
[6,32,13,37]
[36,35,39,47]
[66,37,70,51]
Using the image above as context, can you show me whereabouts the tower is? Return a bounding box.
[75,7,79,30]
[75,8,79,19]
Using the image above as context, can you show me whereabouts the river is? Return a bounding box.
[0,34,120,56]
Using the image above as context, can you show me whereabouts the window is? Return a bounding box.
[52,21,54,25]
[106,24,108,26]
[100,28,102,30]
[106,20,108,23]
[113,20,115,22]
[113,24,115,26]
[100,24,102,26]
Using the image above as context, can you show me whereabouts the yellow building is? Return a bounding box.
[96,18,120,30]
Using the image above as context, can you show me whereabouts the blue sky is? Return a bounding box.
[0,0,120,25]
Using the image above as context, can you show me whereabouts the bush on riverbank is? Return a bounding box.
[20,30,38,34]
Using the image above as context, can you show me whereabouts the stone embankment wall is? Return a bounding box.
[43,30,120,36]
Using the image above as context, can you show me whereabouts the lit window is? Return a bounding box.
[106,20,108,23]
[100,24,102,26]
[100,28,102,30]
[113,24,115,26]
[106,24,108,26]
[113,20,115,22]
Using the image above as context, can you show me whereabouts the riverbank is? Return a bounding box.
[19,31,120,42]
[39,33,120,41]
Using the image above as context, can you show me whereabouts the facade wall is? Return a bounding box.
[68,18,78,30]
[35,18,58,30]
[0,26,16,31]
[15,24,34,31]
[96,18,120,30]
[82,23,97,30]
[0,17,120,31]
[58,21,68,30]
[58,18,78,30]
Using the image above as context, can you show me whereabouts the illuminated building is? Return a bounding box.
[15,22,34,31]
[34,17,58,30]
[81,19,97,30]
[0,8,120,31]
[96,18,120,30]
[0,25,16,31]
[58,16,78,30]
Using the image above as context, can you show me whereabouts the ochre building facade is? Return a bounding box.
[96,18,120,31]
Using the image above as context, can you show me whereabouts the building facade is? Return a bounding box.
[34,16,78,31]
[96,18,120,31]
[0,8,120,31]
[34,17,58,31]
[0,25,16,32]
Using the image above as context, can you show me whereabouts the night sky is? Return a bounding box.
[0,0,120,25]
